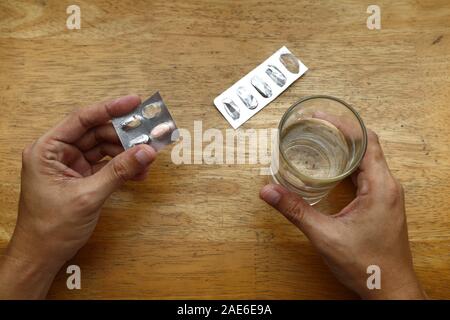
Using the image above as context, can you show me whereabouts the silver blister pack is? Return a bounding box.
[112,92,179,151]
[214,46,308,129]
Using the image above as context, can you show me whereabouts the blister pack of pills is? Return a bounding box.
[213,46,308,129]
[112,92,179,151]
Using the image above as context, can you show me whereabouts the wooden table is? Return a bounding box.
[0,0,449,299]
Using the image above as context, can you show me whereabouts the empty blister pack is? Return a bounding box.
[112,92,179,151]
[213,46,308,129]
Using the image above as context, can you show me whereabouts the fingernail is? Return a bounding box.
[260,185,282,206]
[134,148,153,166]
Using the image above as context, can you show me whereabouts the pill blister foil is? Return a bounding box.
[213,46,308,129]
[112,92,179,151]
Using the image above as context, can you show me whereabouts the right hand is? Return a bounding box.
[1,95,156,299]
[260,130,426,299]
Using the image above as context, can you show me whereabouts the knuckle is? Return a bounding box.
[385,178,403,204]
[37,137,62,159]
[398,182,405,195]
[372,146,384,162]
[72,107,93,129]
[366,176,377,188]
[390,178,402,194]
[285,199,306,225]
[367,136,384,161]
[366,130,385,160]
[21,142,38,169]
[367,129,380,144]
[71,107,83,118]
[21,143,33,161]
[112,160,130,182]
[74,191,95,209]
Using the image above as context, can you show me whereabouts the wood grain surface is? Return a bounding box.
[0,0,449,299]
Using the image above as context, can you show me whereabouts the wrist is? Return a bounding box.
[0,249,61,299]
[360,269,426,300]
[0,227,65,299]
[7,223,66,273]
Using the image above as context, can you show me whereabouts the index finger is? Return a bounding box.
[352,129,393,196]
[359,129,390,174]
[46,95,141,143]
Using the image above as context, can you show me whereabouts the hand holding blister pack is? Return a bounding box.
[214,46,308,129]
[112,92,179,151]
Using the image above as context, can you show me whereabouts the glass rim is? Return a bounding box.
[278,95,368,183]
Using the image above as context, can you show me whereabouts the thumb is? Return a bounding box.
[260,184,329,240]
[88,144,156,199]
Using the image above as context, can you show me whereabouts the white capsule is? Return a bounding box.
[222,98,240,120]
[236,86,258,110]
[251,75,272,98]
[266,65,286,87]
[128,134,150,147]
[280,53,300,74]
[120,115,143,131]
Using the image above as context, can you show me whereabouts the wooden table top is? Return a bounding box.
[0,0,449,299]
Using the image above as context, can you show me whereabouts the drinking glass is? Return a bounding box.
[270,95,368,204]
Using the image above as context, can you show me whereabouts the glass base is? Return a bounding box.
[269,169,328,205]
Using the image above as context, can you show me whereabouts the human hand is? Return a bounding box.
[260,130,426,299]
[1,95,156,299]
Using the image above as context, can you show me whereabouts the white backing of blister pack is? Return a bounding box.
[213,46,308,129]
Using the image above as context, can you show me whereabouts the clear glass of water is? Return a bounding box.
[270,95,368,204]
